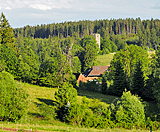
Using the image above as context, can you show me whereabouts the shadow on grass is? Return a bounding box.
[36,98,57,106]
[77,89,119,104]
[28,112,43,118]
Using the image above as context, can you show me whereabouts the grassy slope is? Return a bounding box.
[0,51,157,132]
[94,51,155,67]
[94,53,114,66]
[0,83,157,132]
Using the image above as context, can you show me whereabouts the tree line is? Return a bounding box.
[0,13,101,87]
[13,17,160,50]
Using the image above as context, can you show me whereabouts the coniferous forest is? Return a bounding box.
[1,11,160,130]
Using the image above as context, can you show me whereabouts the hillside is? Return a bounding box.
[0,82,157,132]
[0,82,118,132]
[94,50,155,67]
[94,53,115,66]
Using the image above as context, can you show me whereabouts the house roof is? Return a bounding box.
[89,66,109,76]
[82,66,109,77]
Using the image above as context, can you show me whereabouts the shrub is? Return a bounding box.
[79,80,101,92]
[66,96,112,128]
[110,90,145,127]
[65,102,84,126]
[39,103,57,120]
[0,71,28,122]
[54,82,77,120]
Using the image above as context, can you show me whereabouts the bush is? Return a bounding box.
[0,71,28,122]
[110,90,145,127]
[79,80,101,92]
[66,96,112,128]
[54,82,77,120]
[39,103,57,120]
[65,102,84,126]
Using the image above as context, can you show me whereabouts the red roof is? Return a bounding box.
[88,66,109,76]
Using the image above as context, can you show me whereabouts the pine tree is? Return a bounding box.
[0,12,15,46]
[0,13,18,76]
[112,60,128,96]
[131,60,145,97]
[54,82,77,121]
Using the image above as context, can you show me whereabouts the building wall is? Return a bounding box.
[77,74,99,83]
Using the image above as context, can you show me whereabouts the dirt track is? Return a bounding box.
[1,127,38,132]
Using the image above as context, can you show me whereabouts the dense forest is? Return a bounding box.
[1,12,160,130]
[13,17,160,50]
[9,15,160,87]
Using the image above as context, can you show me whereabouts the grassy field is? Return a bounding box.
[0,82,159,132]
[77,90,119,104]
[94,53,115,66]
[94,50,155,66]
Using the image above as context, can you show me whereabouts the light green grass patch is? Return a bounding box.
[94,50,155,66]
[77,90,119,104]
[94,53,115,66]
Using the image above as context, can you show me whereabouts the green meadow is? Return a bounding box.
[94,53,115,66]
[0,82,158,132]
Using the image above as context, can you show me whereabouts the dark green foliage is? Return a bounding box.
[110,91,145,127]
[55,82,77,109]
[0,13,18,77]
[0,12,15,46]
[148,46,160,112]
[71,56,81,73]
[54,82,77,120]
[39,57,61,87]
[66,96,112,128]
[39,103,57,120]
[17,47,39,83]
[0,71,28,122]
[79,35,99,72]
[65,102,84,126]
[79,80,101,92]
[39,48,73,88]
[0,45,18,76]
[131,60,145,97]
[13,18,160,51]
[101,38,117,54]
[143,74,155,101]
[0,59,5,72]
[101,74,108,94]
[109,44,150,96]
[112,60,128,96]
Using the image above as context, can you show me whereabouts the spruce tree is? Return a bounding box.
[54,82,77,120]
[112,60,128,96]
[0,12,18,76]
[0,12,15,46]
[131,60,145,97]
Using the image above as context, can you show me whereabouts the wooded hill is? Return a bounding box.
[13,18,160,50]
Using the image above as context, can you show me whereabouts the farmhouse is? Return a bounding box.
[77,66,109,83]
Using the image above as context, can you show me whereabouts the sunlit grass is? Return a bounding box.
[94,50,155,66]
[77,90,119,104]
[0,122,157,132]
[94,53,115,66]
[0,82,159,131]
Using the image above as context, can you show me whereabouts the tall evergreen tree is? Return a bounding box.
[131,60,145,97]
[110,45,150,97]
[112,60,128,96]
[0,12,15,46]
[0,13,18,76]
